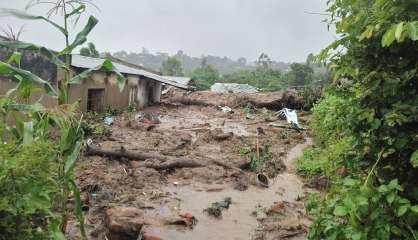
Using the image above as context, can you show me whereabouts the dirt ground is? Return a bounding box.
[67,102,313,240]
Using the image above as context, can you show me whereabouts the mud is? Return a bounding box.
[69,104,312,240]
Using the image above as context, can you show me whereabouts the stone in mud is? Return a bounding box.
[105,207,145,240]
[279,217,302,231]
[130,161,141,168]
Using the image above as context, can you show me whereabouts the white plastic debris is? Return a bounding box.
[277,108,300,128]
[210,83,259,94]
[219,106,233,113]
[103,116,114,126]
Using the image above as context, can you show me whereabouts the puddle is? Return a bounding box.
[145,138,312,240]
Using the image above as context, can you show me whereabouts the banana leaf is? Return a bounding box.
[70,59,126,91]
[0,61,57,96]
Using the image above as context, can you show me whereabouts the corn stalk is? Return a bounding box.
[0,1,126,239]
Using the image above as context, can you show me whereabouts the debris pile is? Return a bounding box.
[203,197,232,219]
[163,88,304,110]
[71,102,312,240]
[210,83,259,94]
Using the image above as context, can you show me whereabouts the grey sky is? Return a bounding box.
[0,0,335,62]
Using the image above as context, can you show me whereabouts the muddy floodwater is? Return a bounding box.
[144,139,313,240]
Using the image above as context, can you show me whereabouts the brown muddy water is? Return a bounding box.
[143,138,313,240]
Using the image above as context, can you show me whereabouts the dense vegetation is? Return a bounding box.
[159,52,330,90]
[297,0,418,239]
[0,1,125,239]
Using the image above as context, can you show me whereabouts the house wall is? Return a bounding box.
[0,77,58,108]
[136,76,149,109]
[1,67,164,112]
[150,81,162,103]
[67,71,132,112]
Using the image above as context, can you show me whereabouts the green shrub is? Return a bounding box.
[300,0,418,238]
[308,178,418,240]
[0,141,64,240]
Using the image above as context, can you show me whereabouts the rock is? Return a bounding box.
[105,207,145,240]
[269,202,285,214]
[280,218,302,231]
[130,161,141,169]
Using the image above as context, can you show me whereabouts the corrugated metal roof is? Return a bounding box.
[162,76,193,86]
[71,55,189,89]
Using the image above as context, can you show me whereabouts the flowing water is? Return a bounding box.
[143,138,313,240]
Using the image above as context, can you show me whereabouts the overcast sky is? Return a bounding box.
[0,0,335,62]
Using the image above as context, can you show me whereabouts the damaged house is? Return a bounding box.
[0,49,190,112]
[68,54,189,111]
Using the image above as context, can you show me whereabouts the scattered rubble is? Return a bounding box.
[203,197,232,219]
[69,95,313,240]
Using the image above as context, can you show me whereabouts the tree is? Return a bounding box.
[80,42,100,58]
[303,0,418,239]
[286,63,314,86]
[190,60,220,90]
[161,57,184,76]
[306,53,315,66]
[257,53,272,69]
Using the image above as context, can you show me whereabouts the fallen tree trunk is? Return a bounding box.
[87,145,201,163]
[86,145,249,171]
[142,159,205,170]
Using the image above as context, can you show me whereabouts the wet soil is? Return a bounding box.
[69,104,313,240]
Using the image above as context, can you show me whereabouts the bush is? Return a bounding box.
[0,141,64,239]
[308,179,418,240]
[299,0,418,238]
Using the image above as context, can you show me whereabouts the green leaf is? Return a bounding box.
[382,25,396,47]
[0,40,68,69]
[0,8,66,35]
[395,22,404,41]
[359,26,374,40]
[396,205,408,217]
[6,102,45,112]
[61,16,98,55]
[70,179,87,238]
[410,150,418,168]
[386,192,396,205]
[411,205,418,213]
[64,140,82,175]
[406,21,418,41]
[70,59,126,91]
[65,5,85,19]
[23,121,33,144]
[333,206,348,216]
[0,61,57,96]
[7,52,22,65]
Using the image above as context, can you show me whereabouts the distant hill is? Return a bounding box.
[110,49,292,74]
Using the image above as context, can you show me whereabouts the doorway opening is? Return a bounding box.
[87,88,105,112]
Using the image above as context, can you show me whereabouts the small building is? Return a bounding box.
[68,55,190,111]
[0,49,191,112]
